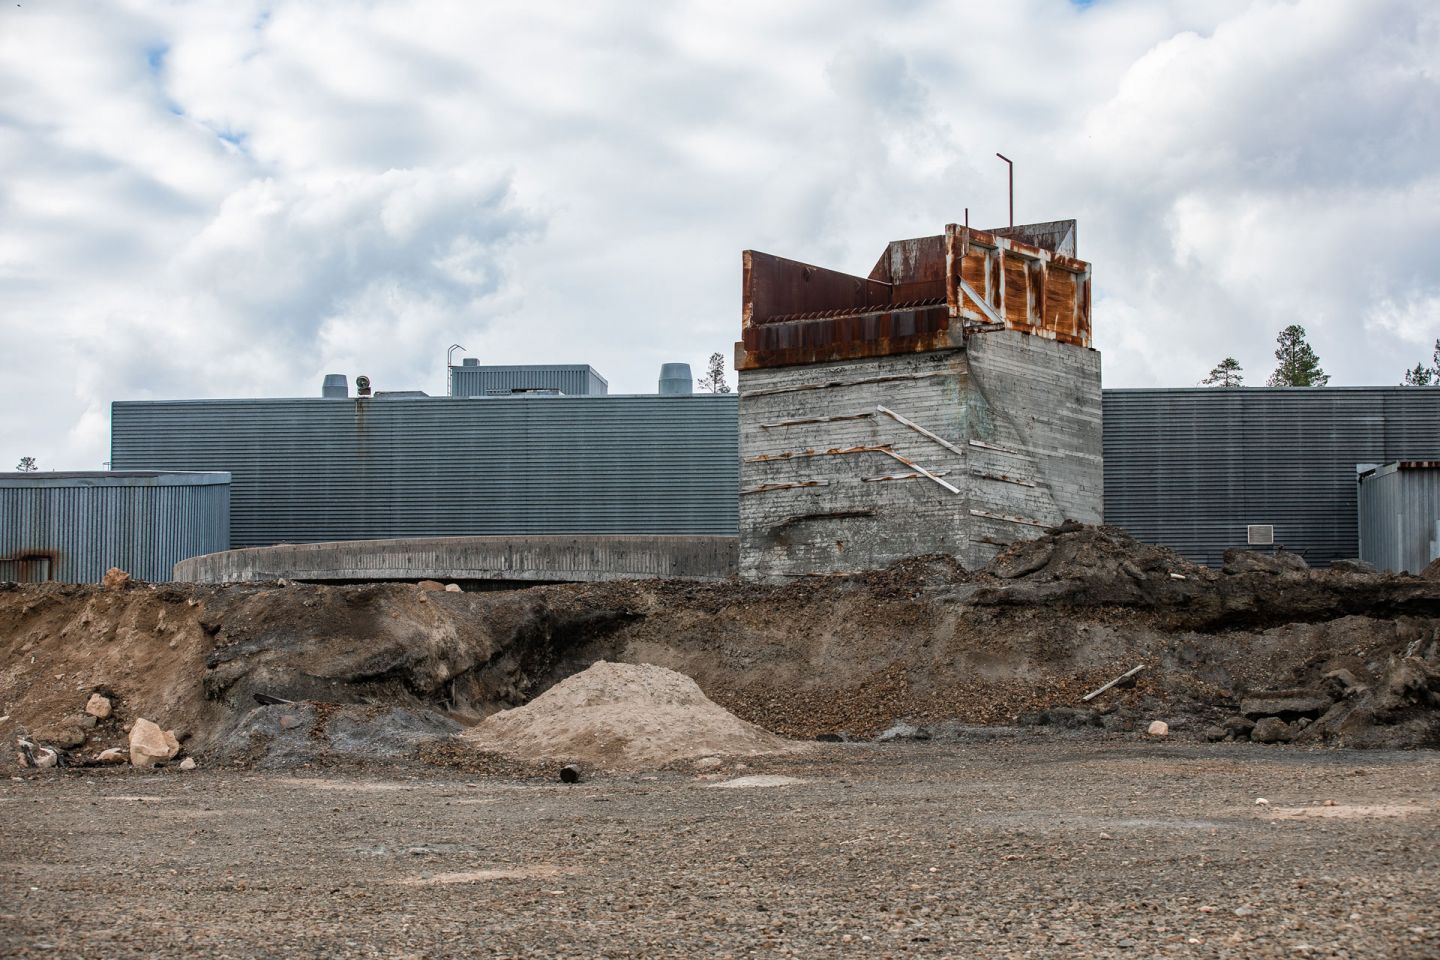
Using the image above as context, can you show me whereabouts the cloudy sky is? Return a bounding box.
[2,0,1437,469]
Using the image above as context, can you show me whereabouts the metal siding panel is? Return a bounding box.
[1359,465,1440,573]
[0,474,230,582]
[111,397,739,547]
[1103,388,1440,567]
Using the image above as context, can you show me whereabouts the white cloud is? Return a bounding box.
[1,0,1438,468]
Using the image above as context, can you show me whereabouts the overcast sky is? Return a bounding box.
[2,0,1437,469]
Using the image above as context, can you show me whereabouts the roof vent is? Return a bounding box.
[322,374,348,398]
[658,362,693,395]
[462,358,479,367]
[1247,524,1274,546]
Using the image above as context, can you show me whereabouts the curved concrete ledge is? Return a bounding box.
[175,535,738,585]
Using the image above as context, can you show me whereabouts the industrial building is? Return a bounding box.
[1103,388,1440,569]
[110,364,738,572]
[1358,461,1440,574]
[736,220,1102,578]
[0,471,230,582]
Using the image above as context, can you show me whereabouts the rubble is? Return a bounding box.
[1,524,1438,767]
[101,567,131,590]
[85,694,112,719]
[1147,720,1169,737]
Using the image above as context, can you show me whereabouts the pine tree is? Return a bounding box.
[15,456,37,472]
[1400,338,1439,386]
[1267,325,1329,387]
[1201,357,1244,387]
[696,352,731,394]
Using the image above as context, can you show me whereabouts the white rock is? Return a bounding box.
[178,757,197,771]
[85,694,112,719]
[1147,720,1169,737]
[444,583,462,593]
[129,718,180,768]
[95,747,128,765]
[1254,797,1270,806]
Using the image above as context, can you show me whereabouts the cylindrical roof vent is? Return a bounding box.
[322,374,348,398]
[659,362,693,395]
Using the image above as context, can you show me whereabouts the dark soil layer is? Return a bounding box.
[2,526,1439,766]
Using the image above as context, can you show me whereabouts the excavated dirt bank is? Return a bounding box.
[2,526,1439,768]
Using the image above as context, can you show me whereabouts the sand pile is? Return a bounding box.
[463,661,802,770]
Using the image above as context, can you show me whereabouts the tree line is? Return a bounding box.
[1203,327,1440,388]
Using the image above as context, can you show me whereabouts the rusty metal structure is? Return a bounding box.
[738,220,1090,370]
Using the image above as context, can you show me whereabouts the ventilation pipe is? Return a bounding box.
[322,374,348,398]
[658,363,693,395]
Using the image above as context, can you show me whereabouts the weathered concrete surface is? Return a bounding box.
[174,535,738,584]
[738,330,1101,579]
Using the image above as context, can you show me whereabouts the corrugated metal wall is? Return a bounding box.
[449,365,608,397]
[1104,388,1440,567]
[0,472,230,582]
[111,396,738,547]
[1358,463,1440,573]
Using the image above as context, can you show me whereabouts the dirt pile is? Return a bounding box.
[463,661,801,769]
[3,525,1440,766]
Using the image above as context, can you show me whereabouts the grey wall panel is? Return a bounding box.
[1358,463,1440,574]
[1103,388,1440,567]
[0,472,230,583]
[111,397,737,547]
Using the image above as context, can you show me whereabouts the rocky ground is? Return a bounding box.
[3,737,1438,959]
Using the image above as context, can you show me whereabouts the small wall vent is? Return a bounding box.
[1247,524,1275,546]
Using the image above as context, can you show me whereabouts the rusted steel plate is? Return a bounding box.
[740,220,1091,369]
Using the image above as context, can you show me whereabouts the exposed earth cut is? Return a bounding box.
[2,526,1439,770]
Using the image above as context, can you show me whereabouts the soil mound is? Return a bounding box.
[462,661,801,770]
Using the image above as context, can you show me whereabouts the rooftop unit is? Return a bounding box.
[449,362,609,398]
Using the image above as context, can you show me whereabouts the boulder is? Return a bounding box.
[178,757,197,771]
[102,567,132,590]
[876,722,931,742]
[1222,715,1256,739]
[1250,717,1294,744]
[1240,696,1330,720]
[988,539,1054,579]
[129,718,180,768]
[444,583,462,593]
[36,723,87,750]
[1146,720,1169,737]
[85,693,113,719]
[1222,549,1309,576]
[416,580,445,592]
[1329,558,1378,575]
[94,747,128,765]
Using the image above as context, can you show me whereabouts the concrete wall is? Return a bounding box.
[174,534,738,584]
[738,331,1101,579]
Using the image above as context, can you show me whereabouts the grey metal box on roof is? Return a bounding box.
[1102,387,1440,567]
[110,395,738,548]
[448,364,609,397]
[0,471,231,583]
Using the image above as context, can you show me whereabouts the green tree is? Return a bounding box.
[15,456,38,472]
[1400,338,1439,386]
[1201,357,1244,387]
[697,352,732,394]
[1267,325,1329,387]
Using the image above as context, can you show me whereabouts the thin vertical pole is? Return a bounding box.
[995,153,1013,227]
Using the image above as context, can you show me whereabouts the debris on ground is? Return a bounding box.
[462,662,804,771]
[128,718,180,768]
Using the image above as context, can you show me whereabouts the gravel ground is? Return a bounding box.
[3,738,1439,959]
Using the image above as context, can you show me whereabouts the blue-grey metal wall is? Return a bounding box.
[111,396,738,547]
[1104,388,1440,567]
[1358,462,1440,574]
[0,472,231,583]
[449,364,608,397]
